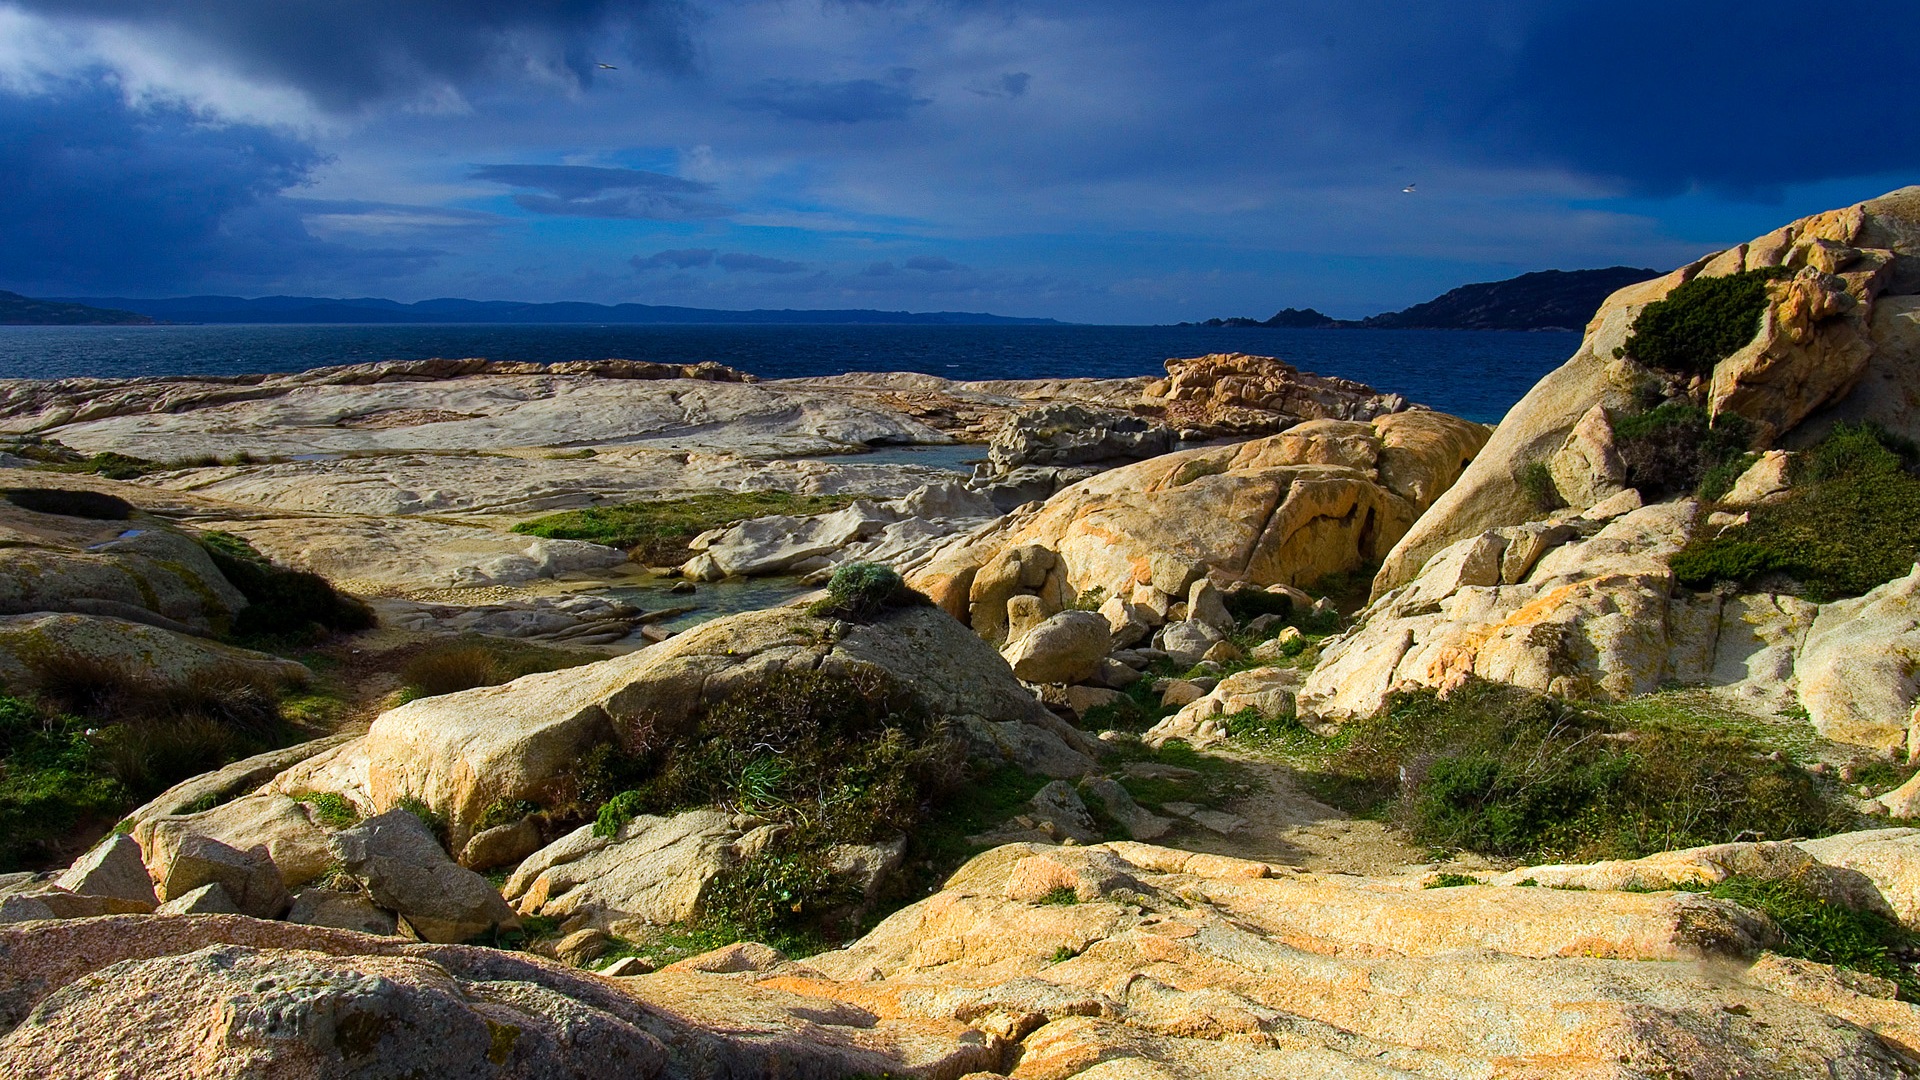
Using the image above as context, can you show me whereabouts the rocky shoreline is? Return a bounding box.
[3,187,1920,1077]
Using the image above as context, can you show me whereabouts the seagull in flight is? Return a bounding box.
[1402,183,1417,193]
[597,62,618,70]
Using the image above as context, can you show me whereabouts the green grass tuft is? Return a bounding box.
[806,561,931,619]
[512,492,862,565]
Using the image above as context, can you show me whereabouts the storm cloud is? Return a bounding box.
[471,164,729,219]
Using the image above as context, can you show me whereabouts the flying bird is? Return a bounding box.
[597,63,618,70]
[1402,183,1417,193]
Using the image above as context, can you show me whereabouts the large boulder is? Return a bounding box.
[270,603,1098,846]
[913,411,1488,639]
[0,612,309,692]
[983,402,1174,474]
[1140,352,1412,434]
[1795,565,1920,753]
[329,810,517,944]
[1300,502,1700,722]
[1001,610,1110,685]
[134,793,339,892]
[52,835,157,908]
[147,834,289,920]
[1376,186,1920,596]
[504,810,742,924]
[0,501,246,633]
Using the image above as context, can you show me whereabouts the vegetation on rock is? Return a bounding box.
[1689,874,1920,998]
[806,561,930,618]
[1674,423,1920,599]
[1611,402,1755,501]
[511,491,861,565]
[1307,682,1852,863]
[1622,267,1788,377]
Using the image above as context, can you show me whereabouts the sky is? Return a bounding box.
[0,2,1915,324]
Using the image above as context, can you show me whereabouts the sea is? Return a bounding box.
[0,323,1582,424]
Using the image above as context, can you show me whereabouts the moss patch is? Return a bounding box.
[512,492,862,565]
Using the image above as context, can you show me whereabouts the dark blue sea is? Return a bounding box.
[0,324,1580,424]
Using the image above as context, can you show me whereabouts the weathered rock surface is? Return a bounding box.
[0,498,246,632]
[0,612,310,692]
[914,411,1488,641]
[271,604,1098,846]
[135,792,340,893]
[684,482,998,579]
[147,833,289,919]
[1141,353,1412,435]
[52,834,157,908]
[1796,565,1920,752]
[330,810,517,944]
[984,402,1175,475]
[1145,667,1300,749]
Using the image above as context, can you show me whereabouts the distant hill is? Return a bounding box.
[1187,267,1663,332]
[0,291,153,326]
[57,295,1061,327]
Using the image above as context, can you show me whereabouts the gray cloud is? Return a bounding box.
[715,252,807,273]
[971,71,1029,98]
[733,71,930,124]
[472,164,730,220]
[631,247,717,270]
[904,255,962,272]
[10,0,690,110]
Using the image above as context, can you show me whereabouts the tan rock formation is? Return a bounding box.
[913,412,1487,639]
[1376,186,1920,596]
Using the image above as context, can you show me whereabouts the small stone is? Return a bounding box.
[156,882,242,915]
[598,956,652,977]
[555,927,610,966]
[287,888,399,936]
[55,834,158,908]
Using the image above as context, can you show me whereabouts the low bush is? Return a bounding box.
[512,492,862,566]
[1611,402,1755,501]
[807,561,930,619]
[3,487,134,520]
[604,666,964,847]
[399,637,600,700]
[1697,874,1919,998]
[201,532,374,641]
[1320,681,1852,863]
[1622,267,1788,377]
[298,791,362,829]
[1671,423,1920,600]
[696,839,865,953]
[1518,460,1564,513]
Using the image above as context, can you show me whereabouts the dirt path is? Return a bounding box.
[1151,748,1498,878]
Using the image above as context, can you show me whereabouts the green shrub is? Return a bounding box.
[0,695,126,868]
[807,561,930,619]
[1424,873,1481,889]
[202,532,374,641]
[3,487,134,520]
[1038,886,1080,905]
[1324,682,1851,863]
[1623,268,1788,377]
[612,667,963,847]
[697,839,864,953]
[1671,423,1920,600]
[1700,874,1918,998]
[1611,402,1755,501]
[512,492,862,565]
[1518,461,1563,512]
[593,789,648,839]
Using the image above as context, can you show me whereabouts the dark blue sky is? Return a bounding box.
[1,1,1914,323]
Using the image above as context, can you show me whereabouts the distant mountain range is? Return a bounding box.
[1187,267,1663,332]
[0,291,153,326]
[32,294,1061,327]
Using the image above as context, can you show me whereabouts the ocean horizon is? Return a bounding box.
[0,322,1579,425]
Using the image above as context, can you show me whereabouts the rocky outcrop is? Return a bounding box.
[0,499,245,633]
[1376,186,1920,596]
[503,810,743,925]
[914,410,1488,641]
[330,810,518,944]
[984,402,1175,474]
[270,603,1098,847]
[1795,566,1920,753]
[0,612,309,692]
[1141,353,1411,435]
[681,482,998,580]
